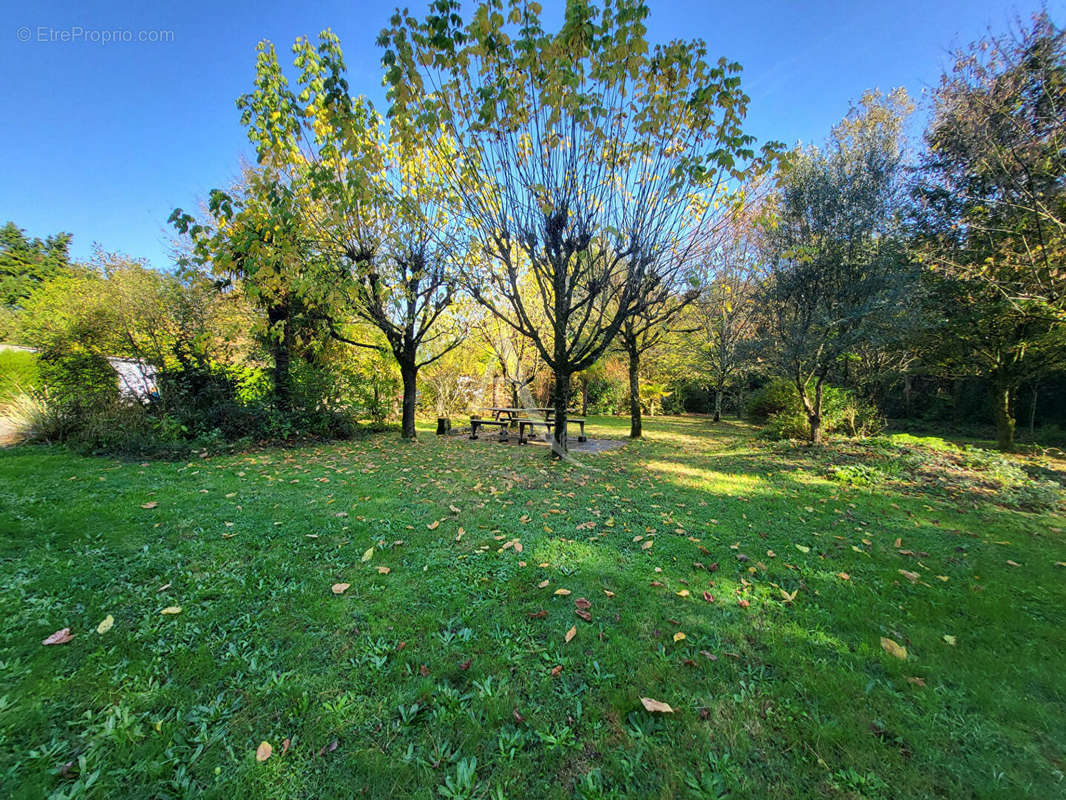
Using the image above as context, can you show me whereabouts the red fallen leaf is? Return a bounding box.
[396,641,406,651]
[702,591,714,603]
[682,658,697,667]
[281,738,291,757]
[550,664,563,677]
[42,628,74,646]
[419,664,429,677]
[513,708,525,723]
[575,609,592,622]
[527,610,547,619]
[459,658,472,670]
[574,597,591,610]
[667,618,681,626]
[737,598,750,608]
[650,581,664,587]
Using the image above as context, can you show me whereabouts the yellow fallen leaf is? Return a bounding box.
[331,583,350,594]
[779,588,797,603]
[456,527,464,541]
[564,625,576,643]
[603,590,615,597]
[795,544,810,554]
[256,741,272,762]
[673,631,686,643]
[880,637,907,660]
[427,520,440,530]
[898,569,919,583]
[641,540,653,550]
[935,575,949,582]
[836,572,850,580]
[537,579,550,589]
[554,588,571,596]
[676,590,690,598]
[449,505,460,514]
[161,606,182,615]
[376,566,390,575]
[640,697,674,713]
[361,547,374,562]
[96,615,114,635]
[942,634,956,646]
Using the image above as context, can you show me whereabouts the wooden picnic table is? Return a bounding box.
[486,407,576,423]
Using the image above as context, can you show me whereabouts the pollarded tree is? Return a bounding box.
[761,89,912,444]
[913,12,1065,449]
[235,33,466,439]
[379,0,777,455]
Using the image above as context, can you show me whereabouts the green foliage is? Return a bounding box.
[757,384,882,441]
[0,349,39,404]
[744,378,801,423]
[0,221,73,308]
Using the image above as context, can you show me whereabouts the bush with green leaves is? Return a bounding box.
[744,378,801,423]
[757,383,882,440]
[0,349,39,404]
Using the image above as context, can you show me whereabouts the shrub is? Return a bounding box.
[0,349,39,404]
[745,379,801,423]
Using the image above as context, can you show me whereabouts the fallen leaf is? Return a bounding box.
[96,615,114,635]
[427,520,440,530]
[737,598,750,608]
[906,676,926,687]
[156,583,171,593]
[449,505,460,514]
[419,664,429,676]
[836,572,850,581]
[537,580,550,589]
[141,501,158,509]
[640,697,674,713]
[779,588,798,604]
[898,569,919,583]
[575,609,591,622]
[456,527,465,541]
[161,606,182,615]
[331,583,350,595]
[361,547,374,563]
[513,708,525,723]
[641,540,653,550]
[550,665,563,677]
[574,597,591,610]
[699,650,718,661]
[942,634,957,646]
[376,566,391,575]
[256,741,272,762]
[514,541,523,553]
[603,590,615,598]
[42,628,73,645]
[702,591,714,603]
[1006,560,1021,567]
[554,588,572,596]
[281,738,291,757]
[880,637,907,660]
[459,658,472,670]
[676,590,690,598]
[564,625,577,643]
[795,544,810,554]
[527,610,547,619]
[673,631,686,643]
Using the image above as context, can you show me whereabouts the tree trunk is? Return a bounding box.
[551,370,570,457]
[581,378,588,417]
[993,381,1015,451]
[903,374,912,418]
[1029,383,1039,436]
[400,358,418,440]
[628,345,642,438]
[713,386,723,422]
[268,304,292,412]
[798,376,824,445]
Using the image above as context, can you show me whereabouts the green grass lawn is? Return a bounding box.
[1,416,1064,799]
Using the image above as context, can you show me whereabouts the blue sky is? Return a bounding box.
[2,0,1061,269]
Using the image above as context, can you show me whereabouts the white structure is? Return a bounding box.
[106,357,158,401]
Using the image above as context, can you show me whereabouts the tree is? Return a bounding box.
[0,221,73,310]
[233,33,465,439]
[379,0,776,455]
[913,12,1065,449]
[761,89,912,444]
[170,166,338,412]
[693,195,764,422]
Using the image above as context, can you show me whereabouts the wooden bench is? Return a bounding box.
[470,417,510,440]
[518,417,587,444]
